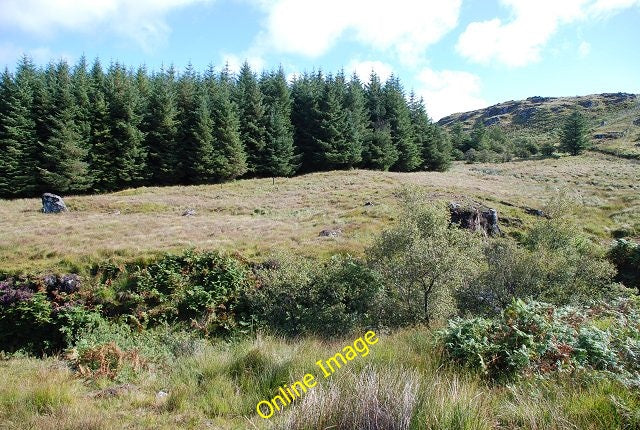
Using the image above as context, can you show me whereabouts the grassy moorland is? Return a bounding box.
[1,151,638,274]
[1,150,639,430]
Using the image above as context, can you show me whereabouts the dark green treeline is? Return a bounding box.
[0,56,451,198]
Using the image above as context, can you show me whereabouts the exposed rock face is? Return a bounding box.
[449,203,501,237]
[41,193,67,213]
[483,116,500,126]
[593,131,624,139]
[319,229,342,237]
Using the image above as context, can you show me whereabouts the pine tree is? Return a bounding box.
[313,74,358,169]
[93,63,146,191]
[561,110,589,155]
[450,122,472,153]
[71,55,92,156]
[144,67,179,185]
[343,73,367,167]
[263,105,298,177]
[0,69,13,196]
[191,88,216,183]
[0,57,40,197]
[363,71,397,170]
[176,64,210,184]
[470,119,488,150]
[409,93,451,171]
[234,62,267,175]
[260,67,298,177]
[385,76,421,171]
[37,60,90,193]
[87,59,112,192]
[206,72,247,181]
[290,71,323,172]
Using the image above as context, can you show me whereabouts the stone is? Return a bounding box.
[319,229,342,237]
[449,202,501,237]
[43,274,81,294]
[41,193,67,213]
[364,201,374,206]
[182,209,196,216]
[524,207,547,217]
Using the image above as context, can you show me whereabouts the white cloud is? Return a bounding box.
[252,0,461,65]
[0,0,211,51]
[346,60,394,84]
[456,0,640,67]
[0,42,73,67]
[415,68,487,121]
[578,41,591,57]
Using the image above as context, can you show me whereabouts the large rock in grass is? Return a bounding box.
[449,202,501,237]
[42,193,67,213]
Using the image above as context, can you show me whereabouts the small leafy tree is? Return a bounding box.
[366,191,481,325]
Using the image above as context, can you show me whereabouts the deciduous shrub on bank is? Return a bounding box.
[439,298,640,384]
[243,254,384,337]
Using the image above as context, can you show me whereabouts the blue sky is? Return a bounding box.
[1,0,639,119]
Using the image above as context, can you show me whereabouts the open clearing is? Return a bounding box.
[1,151,638,273]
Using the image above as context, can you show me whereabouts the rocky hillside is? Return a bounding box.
[438,92,640,159]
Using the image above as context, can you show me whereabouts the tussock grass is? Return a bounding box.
[2,329,638,429]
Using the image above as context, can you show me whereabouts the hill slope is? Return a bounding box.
[438,92,640,159]
[1,152,638,273]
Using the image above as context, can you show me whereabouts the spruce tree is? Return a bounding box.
[94,63,146,191]
[470,119,488,150]
[363,71,397,170]
[290,71,323,172]
[37,60,90,193]
[260,67,298,177]
[144,67,179,185]
[234,62,267,175]
[263,105,298,177]
[0,57,40,197]
[313,74,357,169]
[385,76,421,171]
[176,64,210,184]
[87,59,112,192]
[206,72,247,181]
[561,110,589,155]
[343,73,367,167]
[409,93,451,171]
[72,56,92,155]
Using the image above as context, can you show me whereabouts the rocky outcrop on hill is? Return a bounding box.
[449,203,501,237]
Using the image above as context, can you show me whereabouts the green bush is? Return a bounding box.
[439,298,640,384]
[458,216,619,315]
[243,254,383,337]
[367,192,482,326]
[608,239,640,292]
[101,250,253,336]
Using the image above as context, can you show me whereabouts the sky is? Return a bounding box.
[1,0,639,120]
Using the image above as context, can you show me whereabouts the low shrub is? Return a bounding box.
[0,277,102,354]
[98,249,254,336]
[608,239,640,292]
[439,298,640,384]
[243,254,384,337]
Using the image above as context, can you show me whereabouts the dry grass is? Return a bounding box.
[2,329,638,429]
[1,153,638,272]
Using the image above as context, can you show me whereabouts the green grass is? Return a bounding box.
[1,152,638,274]
[1,329,638,429]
